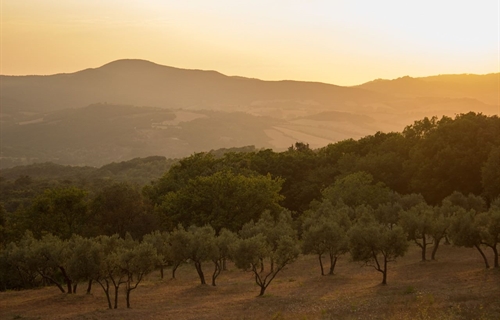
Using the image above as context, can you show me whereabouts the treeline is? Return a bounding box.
[0,112,499,301]
[0,155,176,188]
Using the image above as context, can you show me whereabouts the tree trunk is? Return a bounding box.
[474,244,490,269]
[258,285,267,296]
[194,262,206,285]
[114,286,119,309]
[212,260,221,286]
[318,254,324,276]
[59,267,73,294]
[38,272,65,293]
[329,254,337,275]
[492,245,498,268]
[421,237,428,261]
[160,266,164,280]
[96,280,112,309]
[104,289,112,309]
[73,283,77,294]
[381,258,387,285]
[126,289,131,308]
[86,280,92,294]
[172,262,179,279]
[431,238,441,260]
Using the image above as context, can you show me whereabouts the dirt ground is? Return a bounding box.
[1,245,499,320]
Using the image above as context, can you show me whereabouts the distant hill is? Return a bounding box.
[0,59,384,113]
[0,60,498,168]
[357,74,499,106]
[0,104,276,168]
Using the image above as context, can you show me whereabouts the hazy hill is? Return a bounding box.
[358,74,499,107]
[0,104,276,168]
[1,60,498,168]
[0,59,384,113]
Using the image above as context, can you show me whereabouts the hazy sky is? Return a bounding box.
[1,1,498,85]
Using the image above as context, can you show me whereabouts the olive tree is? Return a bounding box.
[93,234,126,309]
[119,241,159,308]
[185,225,218,285]
[302,200,350,275]
[66,235,101,294]
[3,233,43,290]
[143,230,171,279]
[231,234,299,296]
[449,208,491,268]
[233,211,300,296]
[476,200,500,268]
[5,232,85,293]
[348,214,408,285]
[240,210,296,273]
[399,203,434,261]
[168,226,191,279]
[211,228,238,285]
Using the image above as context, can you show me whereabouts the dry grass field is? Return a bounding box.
[1,245,499,320]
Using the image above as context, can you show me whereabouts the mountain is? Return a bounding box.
[0,59,384,113]
[358,74,499,105]
[0,60,498,168]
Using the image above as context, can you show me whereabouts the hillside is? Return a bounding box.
[0,104,275,168]
[1,60,498,168]
[0,59,383,113]
[1,246,498,320]
[358,74,499,105]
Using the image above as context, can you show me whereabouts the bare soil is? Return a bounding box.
[1,245,499,320]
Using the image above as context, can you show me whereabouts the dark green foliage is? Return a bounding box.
[322,171,392,209]
[0,156,176,186]
[91,183,155,239]
[404,113,500,204]
[481,146,500,202]
[23,187,90,239]
[154,170,284,232]
[143,153,221,206]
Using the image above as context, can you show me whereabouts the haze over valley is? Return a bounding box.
[1,59,498,168]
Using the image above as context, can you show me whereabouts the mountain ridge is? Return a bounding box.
[0,59,498,168]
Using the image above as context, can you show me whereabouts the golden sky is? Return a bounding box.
[1,1,498,85]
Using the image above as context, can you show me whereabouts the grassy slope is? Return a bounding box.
[1,245,499,320]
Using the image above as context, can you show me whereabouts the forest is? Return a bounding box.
[0,112,499,311]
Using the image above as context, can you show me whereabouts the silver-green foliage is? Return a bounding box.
[348,213,408,285]
[232,211,300,296]
[302,200,350,275]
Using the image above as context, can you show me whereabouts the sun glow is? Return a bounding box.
[1,0,498,85]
